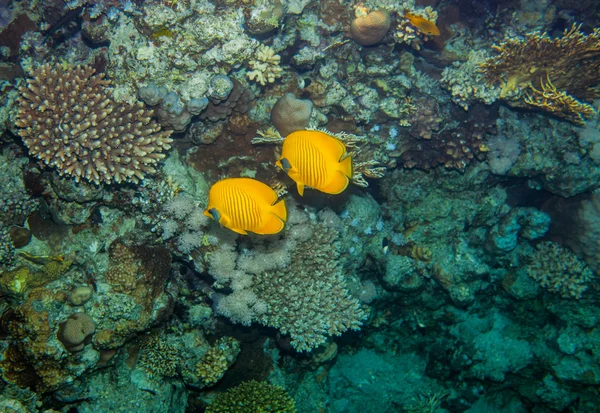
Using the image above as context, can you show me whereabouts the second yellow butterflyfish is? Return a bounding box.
[275,130,353,196]
[204,178,287,235]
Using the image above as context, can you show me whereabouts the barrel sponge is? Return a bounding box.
[350,10,391,46]
[58,312,96,352]
[270,93,313,137]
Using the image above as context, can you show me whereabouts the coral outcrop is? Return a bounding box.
[16,64,173,184]
[479,25,600,124]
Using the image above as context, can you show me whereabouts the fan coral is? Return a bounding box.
[206,380,296,413]
[479,25,600,124]
[16,64,173,185]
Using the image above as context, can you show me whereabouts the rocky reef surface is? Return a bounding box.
[1,0,600,412]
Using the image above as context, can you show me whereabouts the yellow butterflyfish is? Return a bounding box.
[204,178,287,235]
[276,130,353,196]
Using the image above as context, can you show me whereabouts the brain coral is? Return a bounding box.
[16,64,173,185]
[350,9,391,46]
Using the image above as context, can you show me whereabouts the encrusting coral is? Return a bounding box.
[479,24,600,124]
[15,64,173,185]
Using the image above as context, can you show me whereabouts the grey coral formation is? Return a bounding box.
[16,64,173,185]
[270,93,313,136]
[252,215,367,351]
[207,205,367,352]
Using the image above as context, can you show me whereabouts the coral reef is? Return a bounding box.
[246,45,282,86]
[206,380,296,413]
[479,25,600,124]
[526,241,594,299]
[16,64,173,184]
[350,8,391,46]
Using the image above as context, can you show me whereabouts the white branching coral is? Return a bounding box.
[246,45,283,86]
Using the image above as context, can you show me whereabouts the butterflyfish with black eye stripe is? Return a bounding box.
[275,130,353,196]
[203,178,287,235]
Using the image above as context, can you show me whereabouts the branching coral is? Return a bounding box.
[196,337,240,386]
[16,64,173,184]
[526,241,594,299]
[246,45,283,86]
[479,24,600,124]
[206,380,296,413]
[252,218,366,351]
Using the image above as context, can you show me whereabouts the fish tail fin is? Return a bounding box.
[339,154,353,179]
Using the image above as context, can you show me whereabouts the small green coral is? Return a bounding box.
[206,380,296,413]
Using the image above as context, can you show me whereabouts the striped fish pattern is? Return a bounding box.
[276,130,353,196]
[204,178,287,235]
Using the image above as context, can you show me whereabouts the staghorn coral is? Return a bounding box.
[246,45,283,86]
[479,24,600,124]
[526,241,594,299]
[15,64,173,185]
[206,380,296,413]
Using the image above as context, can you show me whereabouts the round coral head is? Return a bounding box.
[350,10,391,46]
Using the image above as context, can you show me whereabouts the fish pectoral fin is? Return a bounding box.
[296,182,305,196]
[321,170,350,194]
[255,214,286,235]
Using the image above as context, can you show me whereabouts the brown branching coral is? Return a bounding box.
[479,24,600,124]
[16,64,173,185]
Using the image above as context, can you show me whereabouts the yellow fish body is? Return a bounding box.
[404,11,440,36]
[276,130,353,196]
[204,178,287,235]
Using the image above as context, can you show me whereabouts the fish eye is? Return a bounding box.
[208,208,220,222]
[280,158,292,172]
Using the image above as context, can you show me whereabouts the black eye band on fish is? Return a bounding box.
[208,208,220,222]
[382,237,389,255]
[280,158,292,172]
